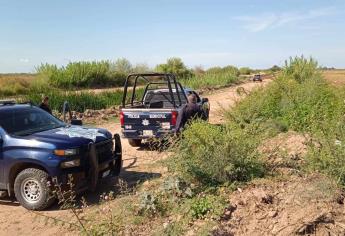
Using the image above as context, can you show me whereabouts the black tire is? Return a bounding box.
[128,139,142,147]
[14,168,55,210]
[112,134,122,176]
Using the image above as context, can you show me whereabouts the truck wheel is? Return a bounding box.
[128,139,142,147]
[14,168,55,210]
[112,134,122,176]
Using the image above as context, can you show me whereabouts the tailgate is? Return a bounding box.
[120,109,178,138]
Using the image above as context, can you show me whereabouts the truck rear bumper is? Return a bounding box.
[122,129,176,140]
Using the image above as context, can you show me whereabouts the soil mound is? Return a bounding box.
[213,175,345,236]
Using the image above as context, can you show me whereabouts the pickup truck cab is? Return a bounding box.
[120,73,209,147]
[0,101,122,210]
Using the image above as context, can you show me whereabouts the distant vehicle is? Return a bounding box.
[253,74,263,82]
[0,101,122,210]
[120,73,210,147]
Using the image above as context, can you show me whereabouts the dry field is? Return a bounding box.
[322,69,345,85]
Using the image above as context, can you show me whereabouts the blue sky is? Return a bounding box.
[0,0,344,72]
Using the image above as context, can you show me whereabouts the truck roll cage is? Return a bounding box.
[122,73,187,108]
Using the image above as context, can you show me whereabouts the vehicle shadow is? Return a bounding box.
[0,198,20,206]
[83,169,161,205]
[135,140,176,152]
[0,168,161,211]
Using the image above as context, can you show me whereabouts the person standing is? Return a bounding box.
[180,93,205,128]
[39,95,52,114]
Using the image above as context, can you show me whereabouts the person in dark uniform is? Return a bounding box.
[181,93,205,128]
[39,95,52,114]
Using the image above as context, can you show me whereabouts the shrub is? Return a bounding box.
[283,56,319,83]
[169,121,264,186]
[190,197,212,219]
[239,67,252,75]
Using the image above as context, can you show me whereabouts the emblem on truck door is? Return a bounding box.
[142,119,150,126]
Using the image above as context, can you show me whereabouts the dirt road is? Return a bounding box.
[0,79,270,235]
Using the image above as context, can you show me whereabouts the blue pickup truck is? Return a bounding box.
[120,73,209,146]
[0,101,122,210]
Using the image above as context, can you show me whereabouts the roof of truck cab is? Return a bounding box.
[0,104,34,111]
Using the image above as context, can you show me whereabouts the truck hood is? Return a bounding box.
[26,126,112,149]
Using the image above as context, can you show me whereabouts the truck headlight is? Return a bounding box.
[61,159,80,168]
[54,149,78,156]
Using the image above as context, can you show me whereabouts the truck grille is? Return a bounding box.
[95,139,113,163]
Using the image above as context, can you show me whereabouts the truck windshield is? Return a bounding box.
[0,106,65,136]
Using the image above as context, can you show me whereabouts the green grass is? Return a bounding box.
[22,90,124,112]
[36,61,127,88]
[225,56,345,186]
[182,71,241,90]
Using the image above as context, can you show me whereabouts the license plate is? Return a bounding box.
[102,170,111,178]
[143,130,153,136]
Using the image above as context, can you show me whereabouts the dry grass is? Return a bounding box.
[322,69,345,86]
[0,73,37,96]
[0,73,36,83]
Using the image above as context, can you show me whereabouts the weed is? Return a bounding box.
[190,197,212,219]
[169,121,265,186]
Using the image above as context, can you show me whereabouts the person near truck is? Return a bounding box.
[180,93,205,128]
[39,95,52,114]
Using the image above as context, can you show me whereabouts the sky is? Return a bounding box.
[0,0,344,72]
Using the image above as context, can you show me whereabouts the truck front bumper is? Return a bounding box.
[52,135,122,193]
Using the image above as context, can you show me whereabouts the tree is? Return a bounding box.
[270,65,281,72]
[155,57,193,79]
[193,65,205,76]
[112,58,132,74]
[132,63,150,73]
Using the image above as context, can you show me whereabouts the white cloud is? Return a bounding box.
[19,58,29,63]
[235,7,336,32]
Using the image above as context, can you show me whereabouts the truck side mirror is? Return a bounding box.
[202,98,209,103]
[71,119,83,126]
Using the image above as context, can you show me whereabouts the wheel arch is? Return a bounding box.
[7,162,48,196]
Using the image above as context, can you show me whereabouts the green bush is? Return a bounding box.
[283,56,319,83]
[190,197,212,219]
[169,122,264,186]
[239,67,252,75]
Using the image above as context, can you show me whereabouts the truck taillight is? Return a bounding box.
[171,111,178,126]
[120,111,124,126]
